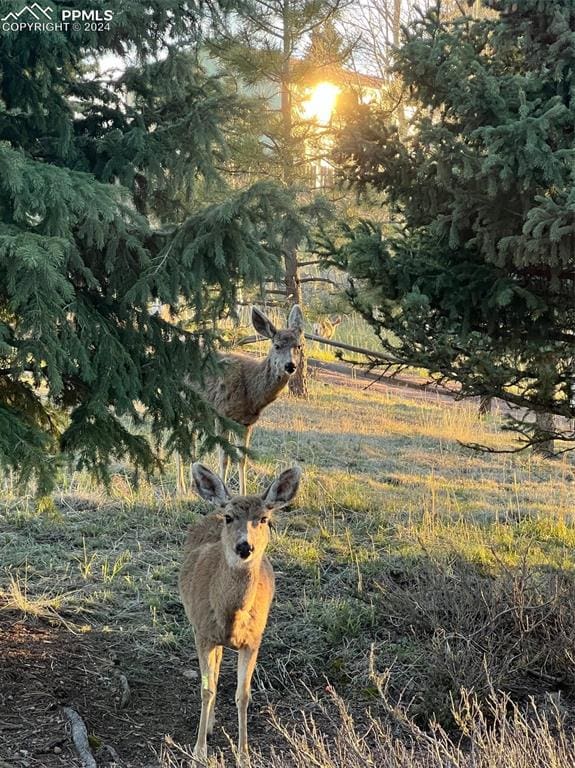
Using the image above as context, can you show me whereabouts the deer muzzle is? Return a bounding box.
[236,541,254,560]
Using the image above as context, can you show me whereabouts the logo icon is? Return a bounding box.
[1,4,53,22]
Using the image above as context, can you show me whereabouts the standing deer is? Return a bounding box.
[312,315,341,348]
[178,305,304,495]
[179,462,301,764]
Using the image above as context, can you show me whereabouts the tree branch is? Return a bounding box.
[299,276,340,286]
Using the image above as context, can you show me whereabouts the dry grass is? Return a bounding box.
[160,689,575,767]
[2,374,575,763]
[0,569,81,630]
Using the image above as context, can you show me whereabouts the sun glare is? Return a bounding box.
[302,82,340,125]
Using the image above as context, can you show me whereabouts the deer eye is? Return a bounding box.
[224,514,233,524]
[274,344,280,350]
[260,516,269,525]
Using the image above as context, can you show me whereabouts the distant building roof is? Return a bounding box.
[291,59,383,91]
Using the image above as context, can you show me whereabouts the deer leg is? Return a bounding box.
[216,419,231,484]
[238,426,252,496]
[207,645,223,737]
[176,453,187,495]
[193,641,219,762]
[236,644,259,763]
[176,432,197,496]
[222,433,232,485]
[187,431,197,493]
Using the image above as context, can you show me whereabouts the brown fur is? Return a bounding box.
[179,504,275,650]
[178,306,304,496]
[179,464,301,764]
[201,330,302,427]
[312,315,342,341]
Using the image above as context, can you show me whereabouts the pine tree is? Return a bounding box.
[329,0,575,451]
[208,0,349,395]
[0,0,295,491]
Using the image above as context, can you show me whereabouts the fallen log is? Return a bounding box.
[63,707,96,768]
[238,333,402,364]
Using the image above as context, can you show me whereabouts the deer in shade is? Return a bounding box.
[179,462,301,764]
[178,305,304,495]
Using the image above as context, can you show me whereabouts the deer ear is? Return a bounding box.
[252,307,277,339]
[192,463,231,506]
[288,304,304,333]
[261,467,301,510]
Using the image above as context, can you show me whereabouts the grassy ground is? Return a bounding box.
[1,372,575,766]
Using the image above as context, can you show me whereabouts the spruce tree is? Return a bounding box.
[329,0,575,451]
[208,1,349,395]
[0,0,294,491]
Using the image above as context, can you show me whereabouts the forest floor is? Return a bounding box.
[2,363,575,767]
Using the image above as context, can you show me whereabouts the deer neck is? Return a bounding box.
[248,356,289,413]
[216,552,262,624]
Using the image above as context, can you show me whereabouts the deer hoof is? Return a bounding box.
[192,745,208,764]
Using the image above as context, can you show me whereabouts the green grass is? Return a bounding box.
[2,376,575,761]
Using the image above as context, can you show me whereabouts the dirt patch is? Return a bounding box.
[308,358,526,422]
[0,615,307,767]
[310,359,458,401]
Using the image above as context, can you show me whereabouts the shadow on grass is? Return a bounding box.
[253,424,468,477]
[265,546,575,729]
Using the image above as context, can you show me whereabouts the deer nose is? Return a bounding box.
[236,541,254,560]
[285,362,296,374]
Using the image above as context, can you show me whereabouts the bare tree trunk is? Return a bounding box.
[393,0,402,46]
[393,0,406,135]
[534,411,555,457]
[281,0,307,398]
[280,0,294,187]
[285,243,308,397]
[393,0,401,43]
